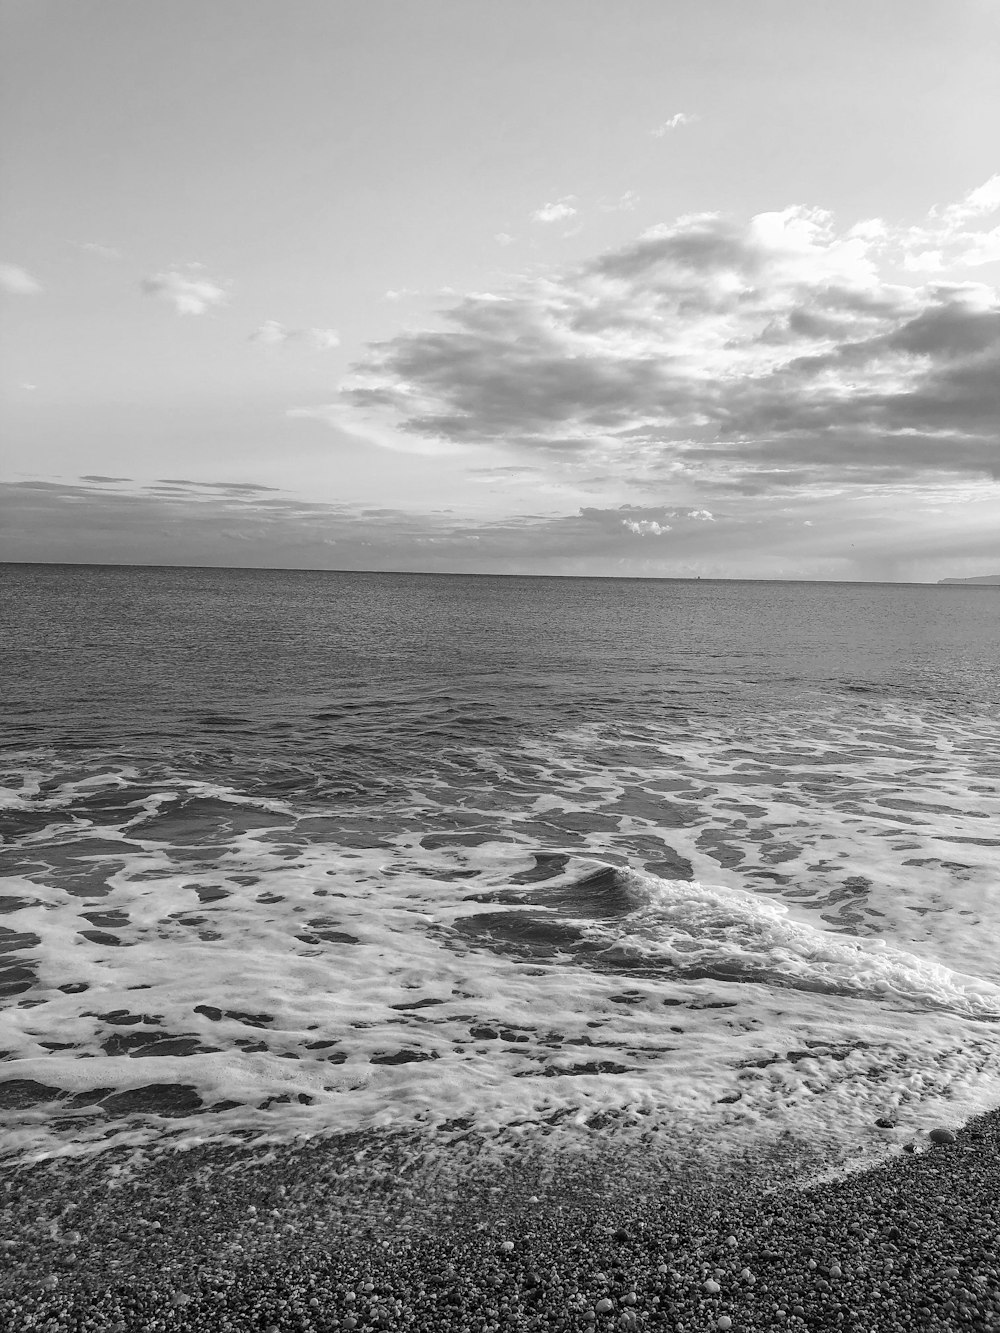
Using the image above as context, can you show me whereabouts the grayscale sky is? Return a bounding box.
[1,0,998,579]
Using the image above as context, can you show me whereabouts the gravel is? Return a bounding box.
[2,1107,998,1331]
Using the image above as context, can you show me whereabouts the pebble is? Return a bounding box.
[4,1109,1000,1333]
[929,1127,957,1145]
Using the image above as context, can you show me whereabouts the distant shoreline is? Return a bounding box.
[0,559,994,587]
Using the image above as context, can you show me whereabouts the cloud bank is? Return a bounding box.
[2,476,995,583]
[344,179,1000,498]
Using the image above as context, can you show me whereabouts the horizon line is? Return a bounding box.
[3,558,996,587]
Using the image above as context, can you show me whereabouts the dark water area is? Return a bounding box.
[3,563,997,774]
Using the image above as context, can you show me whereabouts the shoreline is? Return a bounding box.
[2,1110,999,1331]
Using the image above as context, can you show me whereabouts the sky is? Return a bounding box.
[1,0,998,580]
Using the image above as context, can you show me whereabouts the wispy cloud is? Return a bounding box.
[531,197,578,224]
[78,242,121,261]
[344,178,1000,500]
[4,479,993,581]
[601,191,640,212]
[652,112,696,136]
[0,263,43,295]
[251,321,340,349]
[141,266,228,315]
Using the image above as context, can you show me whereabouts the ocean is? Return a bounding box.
[1,563,999,1177]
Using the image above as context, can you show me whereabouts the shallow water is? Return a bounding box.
[1,565,998,1168]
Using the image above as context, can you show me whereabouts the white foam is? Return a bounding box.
[2,696,999,1167]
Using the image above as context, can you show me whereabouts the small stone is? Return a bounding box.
[501,1240,515,1252]
[829,1265,843,1279]
[595,1297,615,1314]
[717,1319,733,1331]
[929,1127,957,1145]
[726,1235,738,1248]
[704,1279,721,1294]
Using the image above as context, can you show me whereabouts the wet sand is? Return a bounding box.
[2,1109,998,1331]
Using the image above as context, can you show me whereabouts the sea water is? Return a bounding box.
[1,565,998,1174]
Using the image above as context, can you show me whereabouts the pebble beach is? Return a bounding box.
[2,1107,998,1332]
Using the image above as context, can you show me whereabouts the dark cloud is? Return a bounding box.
[80,474,133,483]
[199,481,280,493]
[344,199,1000,494]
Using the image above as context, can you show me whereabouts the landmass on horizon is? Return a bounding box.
[2,559,997,586]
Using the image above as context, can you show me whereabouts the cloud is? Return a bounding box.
[310,328,341,350]
[601,191,640,212]
[79,242,121,261]
[495,233,515,247]
[250,319,288,346]
[344,179,1000,498]
[2,477,996,582]
[901,174,1000,270]
[251,321,340,349]
[288,403,457,455]
[532,197,578,223]
[141,267,228,315]
[0,263,43,295]
[652,112,696,136]
[622,518,669,536]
